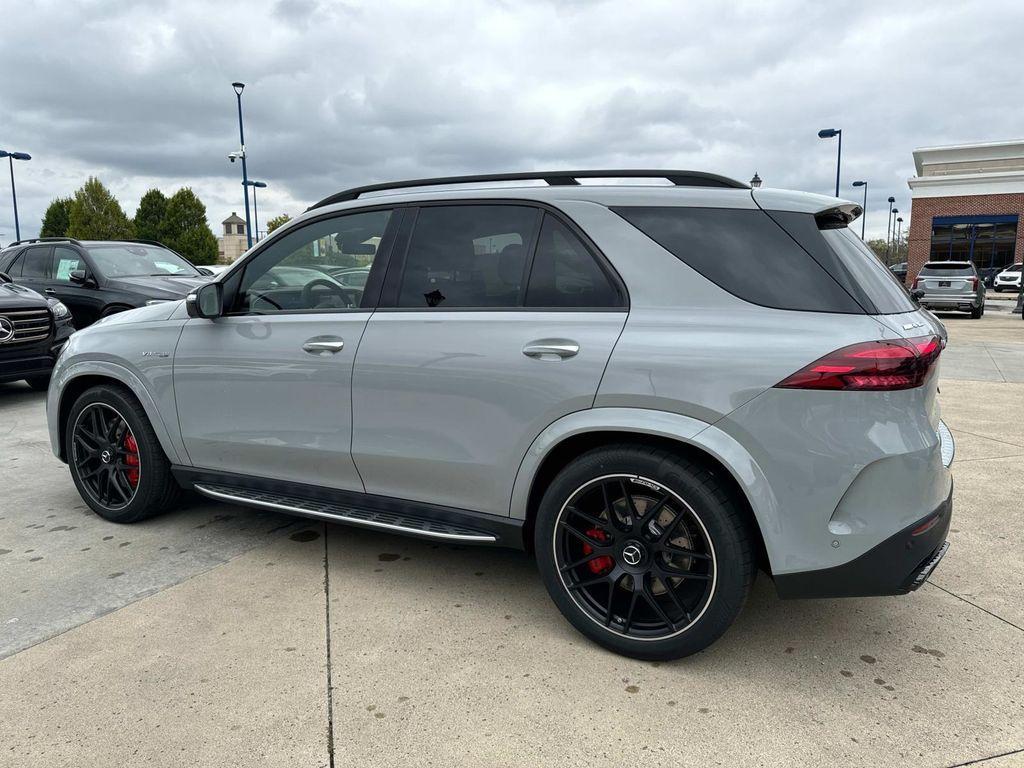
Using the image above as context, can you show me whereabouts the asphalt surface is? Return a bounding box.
[1,311,1022,767]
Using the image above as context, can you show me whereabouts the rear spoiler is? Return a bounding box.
[815,203,863,230]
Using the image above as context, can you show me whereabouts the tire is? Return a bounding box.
[971,304,983,319]
[65,383,182,523]
[995,287,1004,293]
[25,375,51,391]
[534,444,755,660]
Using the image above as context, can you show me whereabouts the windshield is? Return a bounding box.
[86,244,200,278]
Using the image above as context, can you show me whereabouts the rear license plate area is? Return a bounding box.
[939,280,951,287]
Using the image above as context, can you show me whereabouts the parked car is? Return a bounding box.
[993,263,1022,292]
[45,170,954,660]
[889,261,908,284]
[329,266,371,288]
[911,261,986,318]
[0,271,75,389]
[0,238,211,328]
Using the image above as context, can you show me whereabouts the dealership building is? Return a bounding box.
[906,140,1024,281]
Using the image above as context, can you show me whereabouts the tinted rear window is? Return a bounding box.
[920,263,975,276]
[612,206,864,313]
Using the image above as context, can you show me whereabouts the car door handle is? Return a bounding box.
[522,339,580,360]
[44,288,56,295]
[302,338,345,355]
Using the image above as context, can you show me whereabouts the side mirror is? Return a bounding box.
[69,269,89,285]
[911,288,925,301]
[186,282,223,319]
[0,271,11,284]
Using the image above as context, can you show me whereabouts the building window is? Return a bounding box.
[929,215,1018,270]
[236,224,246,235]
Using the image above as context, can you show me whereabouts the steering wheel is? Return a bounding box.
[302,278,358,308]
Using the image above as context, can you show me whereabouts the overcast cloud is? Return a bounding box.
[0,0,1019,242]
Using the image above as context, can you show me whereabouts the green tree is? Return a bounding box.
[266,213,291,234]
[40,197,73,238]
[866,239,888,261]
[134,188,168,242]
[67,177,134,240]
[161,188,218,265]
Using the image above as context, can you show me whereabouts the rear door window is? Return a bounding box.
[525,214,624,308]
[613,206,864,313]
[21,246,53,278]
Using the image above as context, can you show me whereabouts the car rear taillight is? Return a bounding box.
[776,335,942,391]
[970,276,978,289]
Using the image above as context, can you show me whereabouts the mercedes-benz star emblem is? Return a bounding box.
[622,544,643,567]
[0,316,14,343]
[100,450,113,464]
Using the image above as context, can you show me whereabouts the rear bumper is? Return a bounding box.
[774,485,953,599]
[918,293,980,311]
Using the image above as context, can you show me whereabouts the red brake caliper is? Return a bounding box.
[582,528,614,576]
[124,434,140,488]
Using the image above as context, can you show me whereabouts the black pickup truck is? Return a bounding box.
[0,272,75,390]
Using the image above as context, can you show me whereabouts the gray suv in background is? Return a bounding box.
[45,170,954,660]
[912,261,986,318]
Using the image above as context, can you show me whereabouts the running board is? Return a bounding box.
[193,483,499,543]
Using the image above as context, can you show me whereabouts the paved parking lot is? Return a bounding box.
[1,312,1023,767]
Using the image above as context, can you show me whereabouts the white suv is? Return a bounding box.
[994,263,1022,292]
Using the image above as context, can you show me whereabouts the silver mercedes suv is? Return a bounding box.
[46,170,954,660]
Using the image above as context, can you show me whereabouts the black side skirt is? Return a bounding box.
[171,466,525,550]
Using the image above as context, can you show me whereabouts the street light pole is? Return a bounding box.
[852,181,868,239]
[0,150,31,242]
[232,82,253,249]
[886,196,896,260]
[818,128,842,197]
[889,209,899,265]
[244,180,267,242]
[896,217,904,262]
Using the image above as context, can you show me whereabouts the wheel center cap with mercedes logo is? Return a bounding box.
[0,316,14,343]
[100,449,113,464]
[621,542,646,567]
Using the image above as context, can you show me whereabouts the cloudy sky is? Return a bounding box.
[0,0,1019,244]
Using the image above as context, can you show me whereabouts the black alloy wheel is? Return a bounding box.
[553,474,717,640]
[71,402,142,511]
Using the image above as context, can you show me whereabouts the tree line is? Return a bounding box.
[39,178,220,265]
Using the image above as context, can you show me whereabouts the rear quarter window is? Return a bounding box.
[612,206,864,313]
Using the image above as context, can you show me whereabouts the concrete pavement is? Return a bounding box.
[1,313,1023,767]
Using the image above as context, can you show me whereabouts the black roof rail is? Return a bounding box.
[309,169,749,210]
[7,236,83,247]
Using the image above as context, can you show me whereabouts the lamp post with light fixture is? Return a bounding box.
[896,217,904,263]
[817,128,842,197]
[231,82,253,249]
[750,172,762,189]
[886,196,896,260]
[244,180,268,241]
[851,181,868,239]
[0,150,31,241]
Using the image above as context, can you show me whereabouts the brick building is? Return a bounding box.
[907,140,1024,283]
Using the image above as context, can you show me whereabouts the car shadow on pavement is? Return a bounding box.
[320,521,943,669]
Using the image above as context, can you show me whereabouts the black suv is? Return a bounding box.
[0,272,75,389]
[0,238,212,328]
